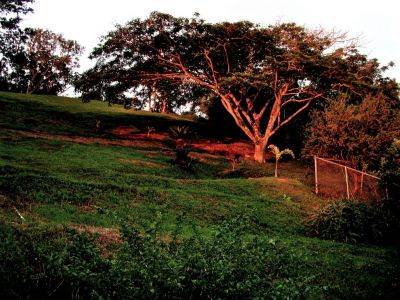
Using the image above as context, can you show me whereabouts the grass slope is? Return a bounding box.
[0,91,399,299]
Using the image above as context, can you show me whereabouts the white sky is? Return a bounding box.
[22,0,400,82]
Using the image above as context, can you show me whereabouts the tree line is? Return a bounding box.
[1,2,399,172]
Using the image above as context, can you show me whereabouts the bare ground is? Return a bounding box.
[2,127,255,158]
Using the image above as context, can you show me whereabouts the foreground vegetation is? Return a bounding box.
[0,92,399,299]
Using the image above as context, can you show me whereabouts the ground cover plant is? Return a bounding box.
[0,91,399,299]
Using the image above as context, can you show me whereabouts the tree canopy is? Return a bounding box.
[86,12,398,162]
[22,28,83,95]
[0,0,33,29]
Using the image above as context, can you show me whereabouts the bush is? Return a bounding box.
[380,138,400,199]
[308,199,400,245]
[302,94,400,171]
[0,223,109,299]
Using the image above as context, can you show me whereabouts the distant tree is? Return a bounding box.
[74,67,107,101]
[90,12,397,162]
[302,94,400,171]
[19,28,83,95]
[0,0,34,90]
[1,2,82,95]
[74,61,131,103]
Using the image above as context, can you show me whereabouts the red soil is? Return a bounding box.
[4,126,255,158]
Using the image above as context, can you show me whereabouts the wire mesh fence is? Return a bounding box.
[314,156,385,202]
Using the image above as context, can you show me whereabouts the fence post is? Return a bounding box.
[360,172,364,196]
[344,166,350,199]
[314,156,318,195]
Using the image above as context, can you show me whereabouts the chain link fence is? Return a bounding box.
[314,156,385,202]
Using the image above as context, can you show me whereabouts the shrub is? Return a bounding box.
[380,138,400,199]
[308,199,399,245]
[302,94,400,171]
[0,223,110,299]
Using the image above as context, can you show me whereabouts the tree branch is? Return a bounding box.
[270,93,323,136]
[203,49,218,87]
[219,94,256,142]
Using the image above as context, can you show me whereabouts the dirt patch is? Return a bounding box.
[78,202,96,212]
[4,129,170,150]
[70,224,121,242]
[5,128,255,160]
[176,178,195,185]
[131,132,170,141]
[0,135,22,141]
[203,196,220,206]
[119,158,165,168]
[110,126,139,135]
[110,126,170,141]
[190,140,253,158]
[70,223,122,256]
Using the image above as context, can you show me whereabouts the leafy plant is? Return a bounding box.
[168,125,196,171]
[302,94,400,171]
[0,224,110,299]
[95,119,101,133]
[308,199,399,245]
[228,153,241,171]
[171,147,196,171]
[268,144,295,177]
[168,125,194,141]
[112,215,322,299]
[380,138,400,199]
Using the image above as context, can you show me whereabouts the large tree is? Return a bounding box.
[90,12,397,162]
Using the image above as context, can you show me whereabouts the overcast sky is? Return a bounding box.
[22,0,400,82]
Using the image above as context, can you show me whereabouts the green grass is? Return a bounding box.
[0,91,198,137]
[0,91,399,298]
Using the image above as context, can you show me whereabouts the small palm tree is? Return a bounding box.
[168,125,193,140]
[268,144,295,178]
[168,125,195,147]
[168,125,196,170]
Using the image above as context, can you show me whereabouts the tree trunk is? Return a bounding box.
[26,82,33,94]
[253,142,267,163]
[148,93,152,111]
[275,159,278,177]
[161,99,168,114]
[152,97,157,112]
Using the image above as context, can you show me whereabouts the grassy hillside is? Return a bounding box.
[0,91,399,299]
